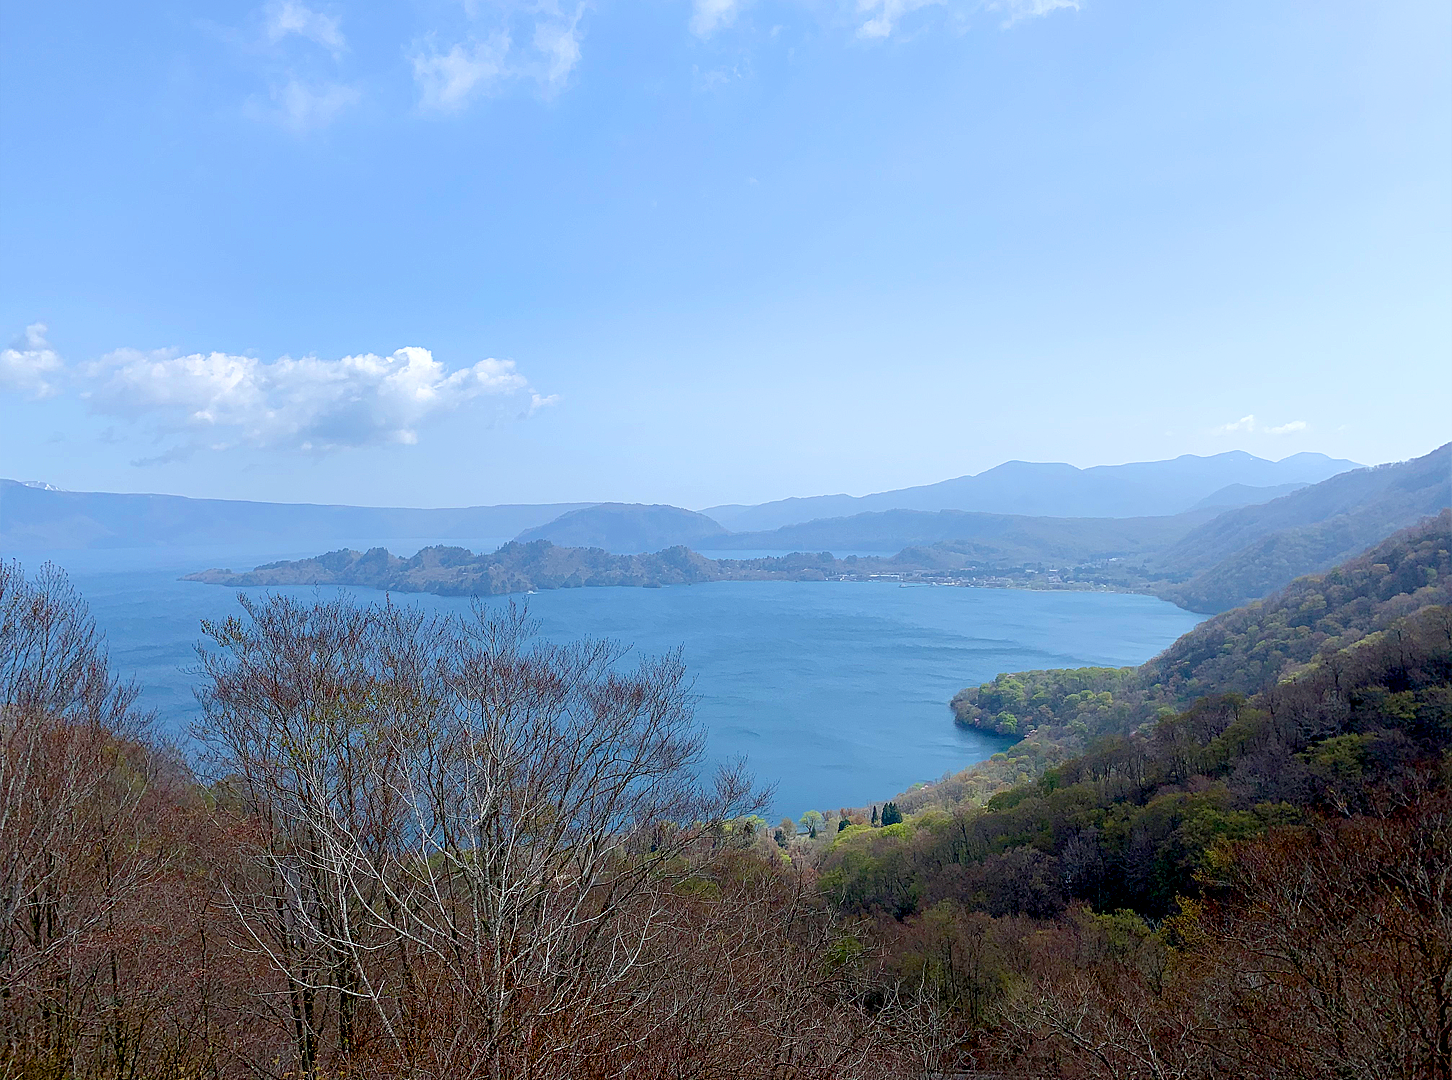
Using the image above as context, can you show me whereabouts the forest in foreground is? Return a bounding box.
[2,513,1449,1079]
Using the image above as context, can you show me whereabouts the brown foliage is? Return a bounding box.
[989,780,1452,1079]
[1,571,911,1079]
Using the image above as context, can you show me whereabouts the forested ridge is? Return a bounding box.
[804,510,1450,1076]
[1151,441,1450,611]
[951,509,1450,740]
[3,512,1450,1078]
[184,539,854,593]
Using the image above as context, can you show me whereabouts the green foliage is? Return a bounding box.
[880,801,903,826]
[822,520,1451,926]
[931,514,1452,809]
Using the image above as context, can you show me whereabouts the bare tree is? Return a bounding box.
[0,561,162,1072]
[194,594,776,1078]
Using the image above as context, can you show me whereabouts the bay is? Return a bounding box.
[9,542,1203,818]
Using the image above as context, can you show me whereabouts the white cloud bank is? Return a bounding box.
[3,327,553,462]
[1215,415,1308,437]
[0,324,64,400]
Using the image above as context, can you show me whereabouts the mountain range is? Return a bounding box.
[6,446,1448,615]
[0,483,589,550]
[1,450,1357,553]
[701,451,1358,531]
[177,444,1451,615]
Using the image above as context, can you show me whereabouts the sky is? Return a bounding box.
[1,0,1449,510]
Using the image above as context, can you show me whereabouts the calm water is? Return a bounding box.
[11,542,1202,817]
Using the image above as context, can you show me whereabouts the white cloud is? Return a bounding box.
[534,8,585,88]
[0,324,64,399]
[2,328,545,461]
[528,392,562,415]
[688,0,1074,41]
[856,0,943,40]
[1265,420,1307,436]
[265,0,346,54]
[985,0,1079,28]
[263,78,361,131]
[691,0,746,38]
[81,346,535,458]
[1214,414,1308,437]
[1216,414,1258,435]
[240,2,357,131]
[411,35,511,111]
[411,2,588,111]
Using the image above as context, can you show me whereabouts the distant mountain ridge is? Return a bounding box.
[0,482,590,550]
[515,503,729,552]
[1188,482,1309,511]
[706,507,1216,559]
[0,449,1381,562]
[1152,442,1452,610]
[172,445,1449,614]
[702,451,1360,531]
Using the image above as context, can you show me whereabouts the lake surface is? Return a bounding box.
[10,542,1202,818]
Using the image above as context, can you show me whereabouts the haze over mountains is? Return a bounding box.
[0,484,589,551]
[7,446,1450,615]
[701,451,1359,532]
[1,450,1359,553]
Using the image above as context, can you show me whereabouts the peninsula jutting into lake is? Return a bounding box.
[181,540,1122,595]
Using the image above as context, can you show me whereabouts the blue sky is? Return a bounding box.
[2,0,1448,509]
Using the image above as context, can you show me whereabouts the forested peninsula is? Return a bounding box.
[182,540,1111,595]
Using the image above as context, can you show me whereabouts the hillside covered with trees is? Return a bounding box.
[1151,441,1450,610]
[950,509,1449,743]
[809,511,1451,1075]
[4,512,1449,1078]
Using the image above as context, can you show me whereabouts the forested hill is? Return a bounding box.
[810,510,1450,1075]
[1152,440,1450,611]
[934,509,1450,801]
[184,541,855,594]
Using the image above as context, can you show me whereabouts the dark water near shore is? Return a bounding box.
[11,542,1202,818]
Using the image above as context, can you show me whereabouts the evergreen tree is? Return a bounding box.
[880,801,903,826]
[870,806,879,826]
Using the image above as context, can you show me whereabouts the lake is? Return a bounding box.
[10,541,1203,818]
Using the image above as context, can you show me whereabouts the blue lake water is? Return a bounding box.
[9,542,1203,818]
